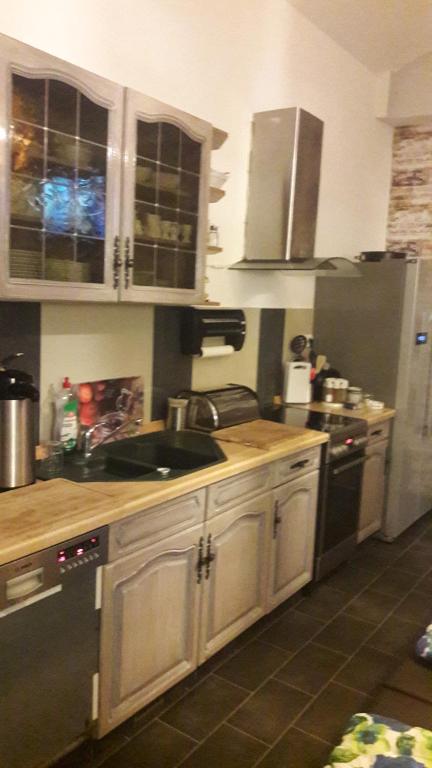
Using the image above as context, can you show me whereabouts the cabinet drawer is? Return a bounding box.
[109,489,206,560]
[367,420,391,443]
[274,447,321,487]
[207,465,274,520]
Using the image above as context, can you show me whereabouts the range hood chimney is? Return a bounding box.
[230,107,359,276]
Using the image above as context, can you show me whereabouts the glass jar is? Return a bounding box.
[323,378,335,403]
[208,224,219,248]
[346,386,363,405]
[335,378,349,403]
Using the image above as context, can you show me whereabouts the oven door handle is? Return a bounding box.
[331,456,366,476]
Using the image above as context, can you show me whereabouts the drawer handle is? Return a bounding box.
[290,459,309,470]
[6,568,44,601]
[371,429,383,436]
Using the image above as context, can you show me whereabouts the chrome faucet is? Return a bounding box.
[81,416,143,460]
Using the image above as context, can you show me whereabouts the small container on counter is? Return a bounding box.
[334,378,349,404]
[323,378,335,403]
[346,386,363,405]
[166,397,188,431]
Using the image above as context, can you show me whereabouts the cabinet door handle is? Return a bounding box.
[290,458,309,470]
[124,237,134,289]
[273,501,282,538]
[113,235,122,289]
[205,534,215,579]
[196,536,205,584]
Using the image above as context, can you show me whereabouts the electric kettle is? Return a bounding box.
[0,353,39,490]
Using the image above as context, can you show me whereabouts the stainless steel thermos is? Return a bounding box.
[0,358,39,489]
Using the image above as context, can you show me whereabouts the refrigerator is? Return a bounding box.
[314,258,432,540]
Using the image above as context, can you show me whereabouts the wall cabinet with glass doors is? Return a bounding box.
[120,90,210,304]
[0,34,214,304]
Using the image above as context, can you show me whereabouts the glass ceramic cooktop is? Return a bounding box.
[268,406,364,434]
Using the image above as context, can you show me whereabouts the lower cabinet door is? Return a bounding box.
[268,470,319,611]
[98,524,203,736]
[358,439,388,543]
[199,494,272,663]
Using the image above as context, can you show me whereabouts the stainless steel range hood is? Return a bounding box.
[232,256,360,276]
[230,108,359,277]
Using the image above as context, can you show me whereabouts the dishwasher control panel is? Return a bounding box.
[0,527,108,608]
[57,534,100,563]
[57,531,107,575]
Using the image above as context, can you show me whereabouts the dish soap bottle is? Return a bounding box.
[54,377,78,453]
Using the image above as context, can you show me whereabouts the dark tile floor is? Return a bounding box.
[55,510,432,768]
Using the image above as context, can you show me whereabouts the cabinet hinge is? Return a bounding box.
[124,236,134,289]
[113,235,122,289]
[273,500,282,539]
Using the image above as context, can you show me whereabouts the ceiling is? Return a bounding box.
[287,0,432,72]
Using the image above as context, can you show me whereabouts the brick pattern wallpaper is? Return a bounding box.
[387,124,432,258]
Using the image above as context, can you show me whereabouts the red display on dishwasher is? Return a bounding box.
[57,535,99,563]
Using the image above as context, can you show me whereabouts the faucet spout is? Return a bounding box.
[82,416,142,459]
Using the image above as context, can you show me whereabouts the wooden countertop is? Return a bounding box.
[0,480,114,566]
[0,427,327,566]
[295,402,396,425]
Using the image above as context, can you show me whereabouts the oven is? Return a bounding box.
[315,446,366,580]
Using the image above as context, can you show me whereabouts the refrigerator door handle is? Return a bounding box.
[422,344,432,437]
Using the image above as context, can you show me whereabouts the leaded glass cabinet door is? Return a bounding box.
[120,90,211,304]
[0,35,123,301]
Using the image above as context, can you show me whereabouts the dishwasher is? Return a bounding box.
[0,527,108,768]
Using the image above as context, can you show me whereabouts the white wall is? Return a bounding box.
[386,53,432,125]
[40,304,154,439]
[0,0,393,308]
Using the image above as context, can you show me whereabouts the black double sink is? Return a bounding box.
[37,430,226,483]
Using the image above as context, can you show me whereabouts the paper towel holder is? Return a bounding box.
[181,308,246,356]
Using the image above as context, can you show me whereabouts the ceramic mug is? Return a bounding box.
[146,213,161,239]
[161,220,173,240]
[136,165,153,186]
[168,222,179,241]
[180,223,192,244]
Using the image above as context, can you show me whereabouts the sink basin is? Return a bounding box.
[37,430,226,483]
[104,430,225,471]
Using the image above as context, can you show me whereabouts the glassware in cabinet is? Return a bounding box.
[120,89,212,304]
[0,36,123,301]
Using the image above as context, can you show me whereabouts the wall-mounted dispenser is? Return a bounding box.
[181,308,246,357]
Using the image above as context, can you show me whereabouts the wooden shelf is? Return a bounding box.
[209,187,225,203]
[207,246,223,255]
[212,127,228,150]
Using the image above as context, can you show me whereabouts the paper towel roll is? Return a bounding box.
[198,345,234,358]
